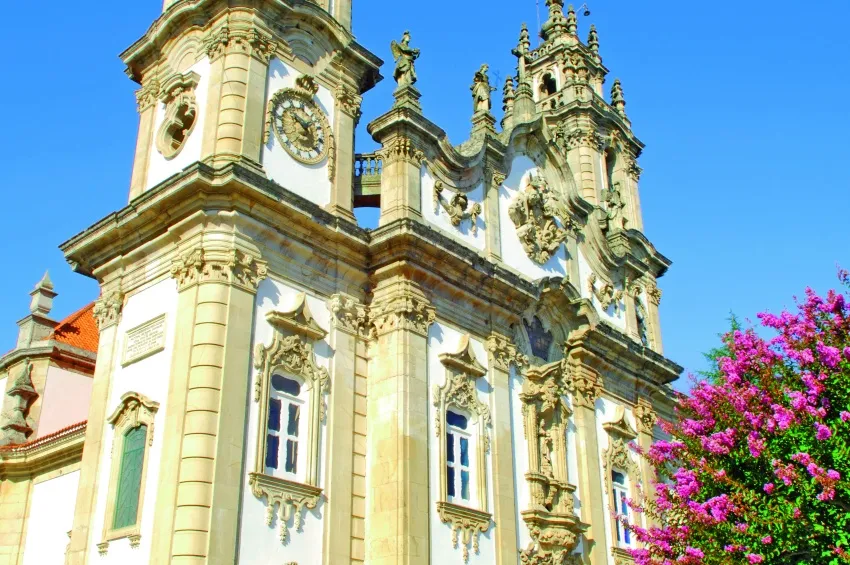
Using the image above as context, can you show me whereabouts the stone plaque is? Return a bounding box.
[122,314,167,366]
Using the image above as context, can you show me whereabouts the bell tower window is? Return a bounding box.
[540,73,558,96]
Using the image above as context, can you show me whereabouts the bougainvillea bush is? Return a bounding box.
[630,273,850,565]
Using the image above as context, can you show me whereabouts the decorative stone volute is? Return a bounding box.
[328,294,372,339]
[486,333,529,372]
[170,246,268,293]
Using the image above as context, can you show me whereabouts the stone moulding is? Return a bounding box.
[433,181,482,236]
[508,173,567,264]
[436,501,492,563]
[248,472,323,544]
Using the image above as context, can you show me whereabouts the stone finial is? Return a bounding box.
[566,4,578,35]
[587,24,599,53]
[515,23,531,56]
[542,0,567,40]
[29,271,56,316]
[391,31,419,88]
[611,78,627,117]
[502,76,516,112]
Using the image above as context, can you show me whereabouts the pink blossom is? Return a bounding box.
[840,410,850,422]
[763,482,775,494]
[815,423,832,441]
[746,554,764,564]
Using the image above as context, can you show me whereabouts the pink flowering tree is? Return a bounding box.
[630,274,850,565]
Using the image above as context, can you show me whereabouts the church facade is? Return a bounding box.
[0,1,681,564]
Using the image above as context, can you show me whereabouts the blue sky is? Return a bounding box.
[0,1,847,389]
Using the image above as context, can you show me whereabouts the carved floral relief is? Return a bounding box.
[508,174,567,264]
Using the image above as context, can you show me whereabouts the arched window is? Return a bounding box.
[611,470,632,547]
[445,410,472,503]
[266,375,304,478]
[540,72,558,97]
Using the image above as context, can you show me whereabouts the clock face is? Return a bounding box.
[270,93,329,165]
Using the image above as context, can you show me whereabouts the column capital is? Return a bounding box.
[334,85,363,121]
[170,246,268,293]
[204,24,279,63]
[634,397,657,435]
[93,291,124,331]
[486,332,528,372]
[371,288,435,337]
[565,359,602,409]
[328,294,373,338]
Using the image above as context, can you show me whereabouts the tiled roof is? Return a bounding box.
[49,302,99,354]
[0,421,86,452]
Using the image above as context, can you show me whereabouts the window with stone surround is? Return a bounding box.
[265,374,305,480]
[611,469,632,547]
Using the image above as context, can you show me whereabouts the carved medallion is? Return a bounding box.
[508,174,567,264]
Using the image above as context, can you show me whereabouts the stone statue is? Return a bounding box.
[390,31,419,88]
[605,181,626,231]
[470,64,496,113]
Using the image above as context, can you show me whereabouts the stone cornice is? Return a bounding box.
[121,1,381,88]
[0,343,97,375]
[0,421,86,478]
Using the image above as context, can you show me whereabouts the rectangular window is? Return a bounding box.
[612,470,631,546]
[446,411,472,504]
[113,425,147,530]
[267,377,303,478]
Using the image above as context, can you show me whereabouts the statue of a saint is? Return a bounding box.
[390,31,419,88]
[470,64,496,113]
[605,181,626,230]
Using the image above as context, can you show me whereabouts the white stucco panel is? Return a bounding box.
[499,156,568,281]
[427,323,496,565]
[421,168,486,251]
[87,278,179,564]
[261,58,334,207]
[146,57,210,190]
[22,470,80,565]
[238,277,331,565]
[577,248,627,330]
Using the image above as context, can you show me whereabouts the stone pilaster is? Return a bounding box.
[645,281,663,355]
[484,170,505,263]
[486,333,526,565]
[150,244,266,564]
[329,86,362,222]
[565,348,606,565]
[66,290,124,565]
[378,134,424,226]
[634,397,658,527]
[128,79,160,201]
[365,282,434,565]
[322,294,367,564]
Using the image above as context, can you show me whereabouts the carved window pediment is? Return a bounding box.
[602,405,641,550]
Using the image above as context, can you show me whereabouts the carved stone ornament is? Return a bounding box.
[552,123,605,153]
[248,472,323,544]
[486,333,529,372]
[434,181,482,236]
[471,63,497,114]
[564,361,603,410]
[335,84,363,122]
[519,361,586,564]
[634,398,657,435]
[204,25,278,62]
[377,137,424,165]
[135,79,160,112]
[170,247,268,292]
[128,535,141,549]
[588,272,624,314]
[328,294,373,339]
[604,181,627,232]
[96,542,109,557]
[155,71,199,160]
[646,283,662,306]
[107,392,160,446]
[370,294,435,337]
[602,406,641,546]
[390,30,420,87]
[0,360,38,446]
[508,174,568,264]
[93,291,123,331]
[434,335,493,562]
[437,501,492,563]
[265,76,336,180]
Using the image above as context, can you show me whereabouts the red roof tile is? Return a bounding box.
[49,303,99,354]
[0,421,86,452]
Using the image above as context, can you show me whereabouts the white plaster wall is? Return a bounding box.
[577,249,627,330]
[427,323,496,565]
[22,470,80,565]
[261,58,334,207]
[0,376,7,396]
[37,366,92,437]
[421,169,486,252]
[237,278,331,565]
[508,365,532,553]
[595,397,640,565]
[145,58,211,190]
[87,278,179,564]
[499,156,568,281]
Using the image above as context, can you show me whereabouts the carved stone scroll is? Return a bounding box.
[433,181,482,236]
[508,174,567,264]
[588,272,624,314]
[171,247,268,293]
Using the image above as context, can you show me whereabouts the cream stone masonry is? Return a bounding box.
[0,1,686,564]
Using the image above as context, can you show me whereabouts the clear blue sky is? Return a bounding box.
[1,1,847,390]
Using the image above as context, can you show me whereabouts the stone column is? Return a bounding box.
[329,87,362,223]
[634,397,658,527]
[565,349,606,564]
[333,0,352,31]
[128,81,159,201]
[378,133,424,225]
[565,132,604,205]
[486,333,523,565]
[365,281,434,565]
[151,244,266,564]
[484,170,505,263]
[66,290,123,565]
[322,294,367,564]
